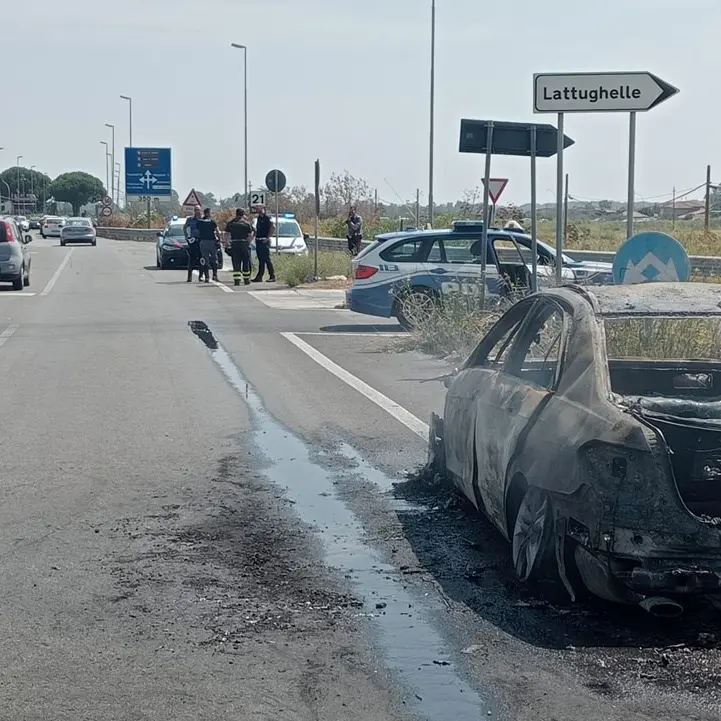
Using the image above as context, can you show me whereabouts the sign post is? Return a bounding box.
[533,71,679,250]
[529,126,538,291]
[555,112,564,285]
[265,169,287,254]
[480,123,494,311]
[314,160,320,280]
[460,119,574,293]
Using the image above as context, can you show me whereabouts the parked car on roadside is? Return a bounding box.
[430,282,721,618]
[0,217,32,290]
[60,217,96,246]
[250,213,309,256]
[346,221,614,329]
[156,218,224,270]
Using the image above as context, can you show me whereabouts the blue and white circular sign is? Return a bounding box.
[612,231,691,285]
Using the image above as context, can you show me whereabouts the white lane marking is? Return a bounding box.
[0,292,36,297]
[250,289,347,310]
[40,249,75,296]
[281,331,428,440]
[296,331,406,337]
[0,324,19,349]
[191,270,233,292]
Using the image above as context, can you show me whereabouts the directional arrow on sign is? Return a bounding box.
[139,170,158,189]
[534,71,679,114]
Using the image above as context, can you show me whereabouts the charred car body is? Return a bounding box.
[430,282,721,617]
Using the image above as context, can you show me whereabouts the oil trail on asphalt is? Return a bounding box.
[188,320,494,721]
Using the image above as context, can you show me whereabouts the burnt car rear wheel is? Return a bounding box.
[512,487,556,582]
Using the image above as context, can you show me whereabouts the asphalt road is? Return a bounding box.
[0,233,719,721]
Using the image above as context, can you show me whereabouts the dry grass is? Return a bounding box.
[604,316,721,360]
[272,251,352,288]
[555,220,721,257]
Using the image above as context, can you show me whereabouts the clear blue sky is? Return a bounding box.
[4,0,715,207]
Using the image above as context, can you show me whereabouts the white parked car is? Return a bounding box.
[251,214,309,256]
[41,216,67,238]
[60,217,96,246]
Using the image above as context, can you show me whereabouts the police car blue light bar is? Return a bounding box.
[282,213,295,218]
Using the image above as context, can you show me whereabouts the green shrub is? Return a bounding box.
[272,251,352,288]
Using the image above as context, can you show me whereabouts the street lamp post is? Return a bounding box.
[105,123,115,204]
[115,162,121,207]
[428,0,436,228]
[100,141,110,195]
[120,95,133,147]
[231,43,248,209]
[16,156,22,201]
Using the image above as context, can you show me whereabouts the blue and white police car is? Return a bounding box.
[345,220,613,328]
[250,213,309,256]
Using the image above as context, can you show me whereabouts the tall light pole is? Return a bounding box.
[120,95,133,147]
[231,43,248,209]
[16,155,23,200]
[30,166,36,205]
[100,141,110,194]
[428,0,436,228]
[105,123,115,203]
[115,162,121,207]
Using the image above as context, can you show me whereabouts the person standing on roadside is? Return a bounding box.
[225,208,254,286]
[197,207,220,283]
[251,205,276,283]
[346,205,363,256]
[184,205,203,282]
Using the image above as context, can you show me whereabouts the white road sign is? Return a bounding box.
[249,191,266,207]
[534,72,679,114]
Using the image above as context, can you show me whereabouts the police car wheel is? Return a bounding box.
[396,288,438,330]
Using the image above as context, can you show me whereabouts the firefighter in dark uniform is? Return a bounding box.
[224,208,254,286]
[183,206,202,282]
[251,205,276,283]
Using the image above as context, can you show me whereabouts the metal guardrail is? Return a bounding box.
[96,227,721,276]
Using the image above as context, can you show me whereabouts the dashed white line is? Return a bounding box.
[0,324,19,349]
[281,331,429,440]
[40,249,74,296]
[192,270,234,292]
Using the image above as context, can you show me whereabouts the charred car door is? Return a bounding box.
[473,298,570,531]
[444,300,533,508]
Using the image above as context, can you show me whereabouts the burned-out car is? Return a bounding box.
[429,282,721,617]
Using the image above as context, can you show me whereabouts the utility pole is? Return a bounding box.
[672,186,676,230]
[415,188,420,228]
[105,124,115,205]
[705,165,712,230]
[427,0,436,227]
[374,188,378,213]
[563,173,569,240]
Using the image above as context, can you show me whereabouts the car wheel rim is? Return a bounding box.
[401,293,435,327]
[512,490,549,581]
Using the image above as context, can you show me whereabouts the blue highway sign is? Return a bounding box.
[612,231,691,284]
[125,147,172,197]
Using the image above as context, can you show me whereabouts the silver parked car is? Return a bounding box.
[60,217,97,246]
[0,217,32,290]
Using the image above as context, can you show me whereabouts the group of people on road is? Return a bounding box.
[183,205,276,286]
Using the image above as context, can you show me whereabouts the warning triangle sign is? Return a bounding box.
[482,178,509,205]
[182,189,202,207]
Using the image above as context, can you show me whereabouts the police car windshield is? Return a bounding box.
[167,225,187,237]
[276,220,302,237]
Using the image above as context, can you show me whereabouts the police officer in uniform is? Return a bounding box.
[197,207,220,283]
[251,205,276,283]
[224,208,254,286]
[183,206,202,282]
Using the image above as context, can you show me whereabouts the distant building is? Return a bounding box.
[659,199,705,220]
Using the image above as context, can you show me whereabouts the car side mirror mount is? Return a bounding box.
[24,235,32,244]
[303,233,310,240]
[442,368,458,388]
